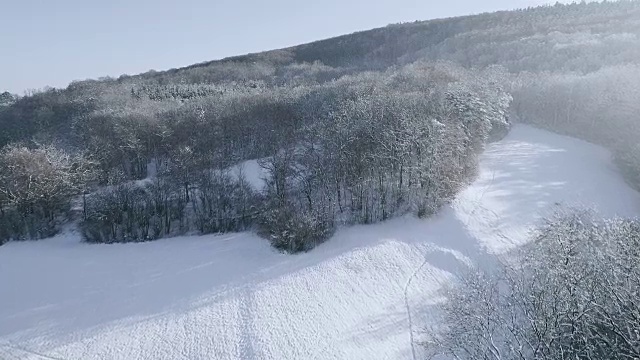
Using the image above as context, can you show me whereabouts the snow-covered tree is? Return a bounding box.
[425,209,640,360]
[0,143,93,240]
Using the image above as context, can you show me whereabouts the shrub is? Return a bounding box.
[258,201,335,253]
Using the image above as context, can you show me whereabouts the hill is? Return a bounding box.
[2,1,640,146]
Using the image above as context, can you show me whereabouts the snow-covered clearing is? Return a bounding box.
[1,125,638,360]
[228,159,268,192]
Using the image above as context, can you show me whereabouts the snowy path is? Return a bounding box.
[1,125,639,360]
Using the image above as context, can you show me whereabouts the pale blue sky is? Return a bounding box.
[1,0,557,94]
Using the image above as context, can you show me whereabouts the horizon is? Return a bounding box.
[2,0,563,94]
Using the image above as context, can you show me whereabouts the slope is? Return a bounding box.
[1,125,638,360]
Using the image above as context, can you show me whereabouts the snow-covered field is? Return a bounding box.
[1,125,638,360]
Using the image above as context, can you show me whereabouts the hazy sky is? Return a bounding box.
[1,0,557,94]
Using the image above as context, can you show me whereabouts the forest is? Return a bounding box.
[1,0,639,254]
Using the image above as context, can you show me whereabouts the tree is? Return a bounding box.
[0,143,94,240]
[425,210,640,360]
[0,92,16,107]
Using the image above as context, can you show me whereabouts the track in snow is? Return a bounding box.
[1,125,639,360]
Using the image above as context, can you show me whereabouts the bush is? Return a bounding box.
[258,201,335,253]
[0,206,62,243]
[0,206,64,242]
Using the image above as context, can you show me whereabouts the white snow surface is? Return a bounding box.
[228,159,268,192]
[1,125,639,360]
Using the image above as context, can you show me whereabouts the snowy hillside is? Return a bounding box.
[1,125,638,360]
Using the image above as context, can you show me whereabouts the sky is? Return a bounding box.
[1,0,559,94]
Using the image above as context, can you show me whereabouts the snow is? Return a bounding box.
[1,125,638,360]
[228,159,268,192]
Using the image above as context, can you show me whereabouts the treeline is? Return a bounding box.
[2,1,638,150]
[0,63,510,251]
